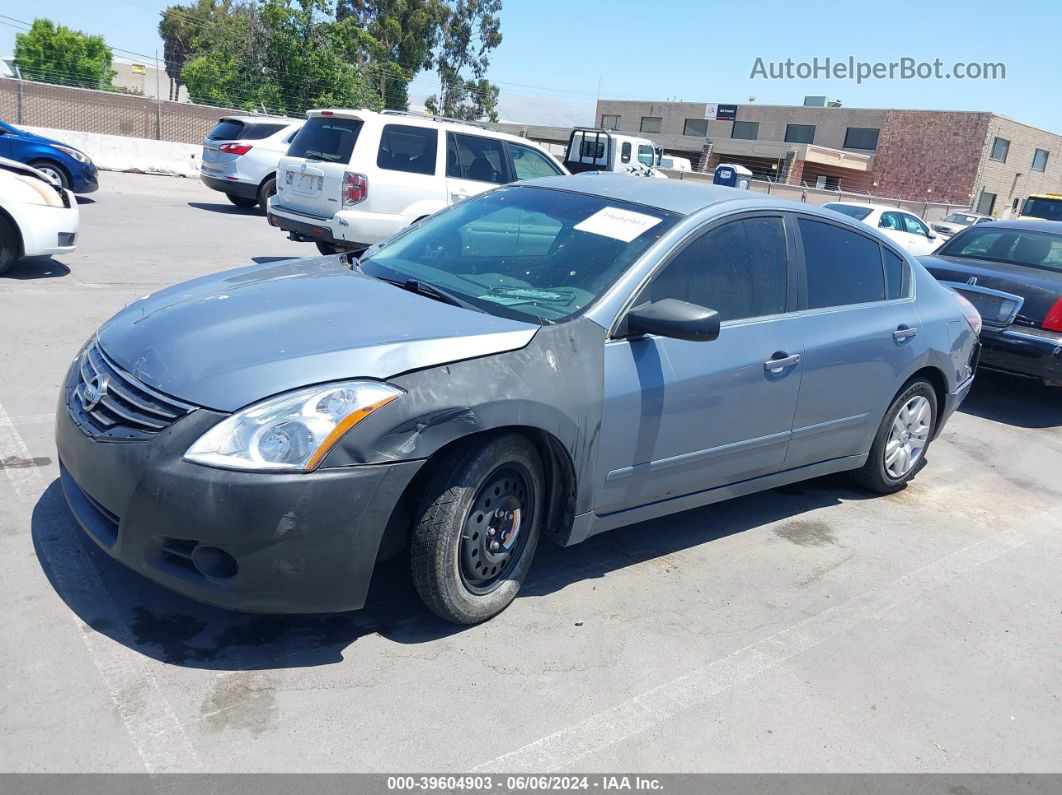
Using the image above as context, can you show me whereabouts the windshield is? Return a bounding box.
[287,117,363,162]
[359,186,679,324]
[940,227,1062,272]
[824,204,873,221]
[942,213,978,225]
[1021,197,1062,222]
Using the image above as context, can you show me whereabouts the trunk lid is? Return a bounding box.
[274,115,364,218]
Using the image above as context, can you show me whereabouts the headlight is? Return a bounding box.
[184,380,402,472]
[51,144,90,164]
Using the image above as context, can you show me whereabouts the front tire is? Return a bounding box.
[0,215,19,275]
[226,193,258,209]
[852,378,937,494]
[27,160,69,189]
[411,434,545,624]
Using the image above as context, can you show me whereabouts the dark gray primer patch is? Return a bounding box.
[774,520,837,547]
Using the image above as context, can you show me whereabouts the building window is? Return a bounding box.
[975,190,997,215]
[1032,148,1050,172]
[989,137,1009,162]
[600,114,620,130]
[731,121,759,140]
[843,127,880,150]
[640,116,662,134]
[785,124,815,144]
[683,118,708,137]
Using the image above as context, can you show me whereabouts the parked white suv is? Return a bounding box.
[267,109,568,254]
[200,116,303,210]
[823,202,942,256]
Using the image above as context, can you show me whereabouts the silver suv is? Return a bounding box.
[200,116,303,210]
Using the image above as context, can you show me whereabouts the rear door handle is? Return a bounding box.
[893,325,918,341]
[764,353,800,373]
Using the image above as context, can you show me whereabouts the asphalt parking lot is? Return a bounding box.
[1,172,1060,773]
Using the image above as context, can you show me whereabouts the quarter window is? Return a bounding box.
[446,133,508,183]
[883,249,907,300]
[989,137,1009,162]
[799,219,885,308]
[785,124,815,144]
[377,124,438,175]
[644,217,788,322]
[508,142,563,180]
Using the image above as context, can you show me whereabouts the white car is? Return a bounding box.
[267,109,568,254]
[200,116,304,210]
[823,202,941,256]
[930,211,993,240]
[0,157,79,275]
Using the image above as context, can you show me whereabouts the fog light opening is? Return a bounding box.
[190,545,239,580]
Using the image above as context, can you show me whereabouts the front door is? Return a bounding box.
[596,214,803,515]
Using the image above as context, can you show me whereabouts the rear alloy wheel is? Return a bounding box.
[411,434,545,624]
[27,160,68,189]
[256,177,276,212]
[853,379,937,494]
[0,215,19,276]
[226,193,258,209]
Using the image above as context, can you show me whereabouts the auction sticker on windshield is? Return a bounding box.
[574,207,663,242]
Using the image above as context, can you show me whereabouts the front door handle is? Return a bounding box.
[893,325,918,341]
[764,352,800,373]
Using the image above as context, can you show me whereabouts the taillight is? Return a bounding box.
[219,143,252,155]
[1043,296,1062,332]
[343,172,367,206]
[952,290,982,335]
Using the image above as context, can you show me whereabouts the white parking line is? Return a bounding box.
[0,401,201,773]
[474,522,1044,772]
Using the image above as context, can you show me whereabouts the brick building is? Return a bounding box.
[592,98,1062,216]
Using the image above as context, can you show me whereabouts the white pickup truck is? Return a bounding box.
[563,128,666,178]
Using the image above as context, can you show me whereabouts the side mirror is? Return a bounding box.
[624,299,720,342]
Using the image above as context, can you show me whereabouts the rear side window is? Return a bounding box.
[240,123,287,140]
[287,117,363,163]
[377,124,438,175]
[799,218,885,308]
[207,120,245,140]
[645,216,788,322]
[883,249,907,300]
[446,133,508,184]
[508,142,563,180]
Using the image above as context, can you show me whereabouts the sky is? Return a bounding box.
[1,0,1058,133]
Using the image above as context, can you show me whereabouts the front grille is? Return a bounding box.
[69,340,197,440]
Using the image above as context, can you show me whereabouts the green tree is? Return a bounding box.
[181,0,383,116]
[159,0,236,101]
[336,0,449,110]
[13,19,115,89]
[425,0,502,121]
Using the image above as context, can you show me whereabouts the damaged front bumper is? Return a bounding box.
[54,365,423,614]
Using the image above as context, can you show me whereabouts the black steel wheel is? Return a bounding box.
[411,434,545,624]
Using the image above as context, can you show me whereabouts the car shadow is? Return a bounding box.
[959,369,1062,428]
[75,196,96,205]
[187,201,261,216]
[33,474,856,671]
[6,257,71,280]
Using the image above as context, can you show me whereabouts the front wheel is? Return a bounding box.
[852,379,937,494]
[411,434,545,624]
[226,193,258,209]
[28,160,69,189]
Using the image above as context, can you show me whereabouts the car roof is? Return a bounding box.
[824,201,910,213]
[306,108,541,146]
[521,173,871,219]
[973,218,1062,234]
[220,115,302,125]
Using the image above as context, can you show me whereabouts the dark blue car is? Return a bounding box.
[0,121,98,193]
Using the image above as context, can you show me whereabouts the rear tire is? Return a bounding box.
[411,434,545,624]
[852,378,938,494]
[256,177,276,212]
[315,241,346,256]
[225,193,258,209]
[0,215,19,276]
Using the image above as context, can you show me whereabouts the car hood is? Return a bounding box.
[97,256,539,412]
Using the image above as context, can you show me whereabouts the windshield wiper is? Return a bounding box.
[377,276,483,312]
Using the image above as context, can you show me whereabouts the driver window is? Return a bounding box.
[879,212,903,230]
[620,142,632,164]
[643,216,788,322]
[901,214,930,237]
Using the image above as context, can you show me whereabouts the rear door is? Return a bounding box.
[596,213,803,515]
[275,116,364,217]
[784,217,921,469]
[371,123,442,218]
[445,132,511,205]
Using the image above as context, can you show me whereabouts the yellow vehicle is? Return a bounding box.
[1018,193,1062,222]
